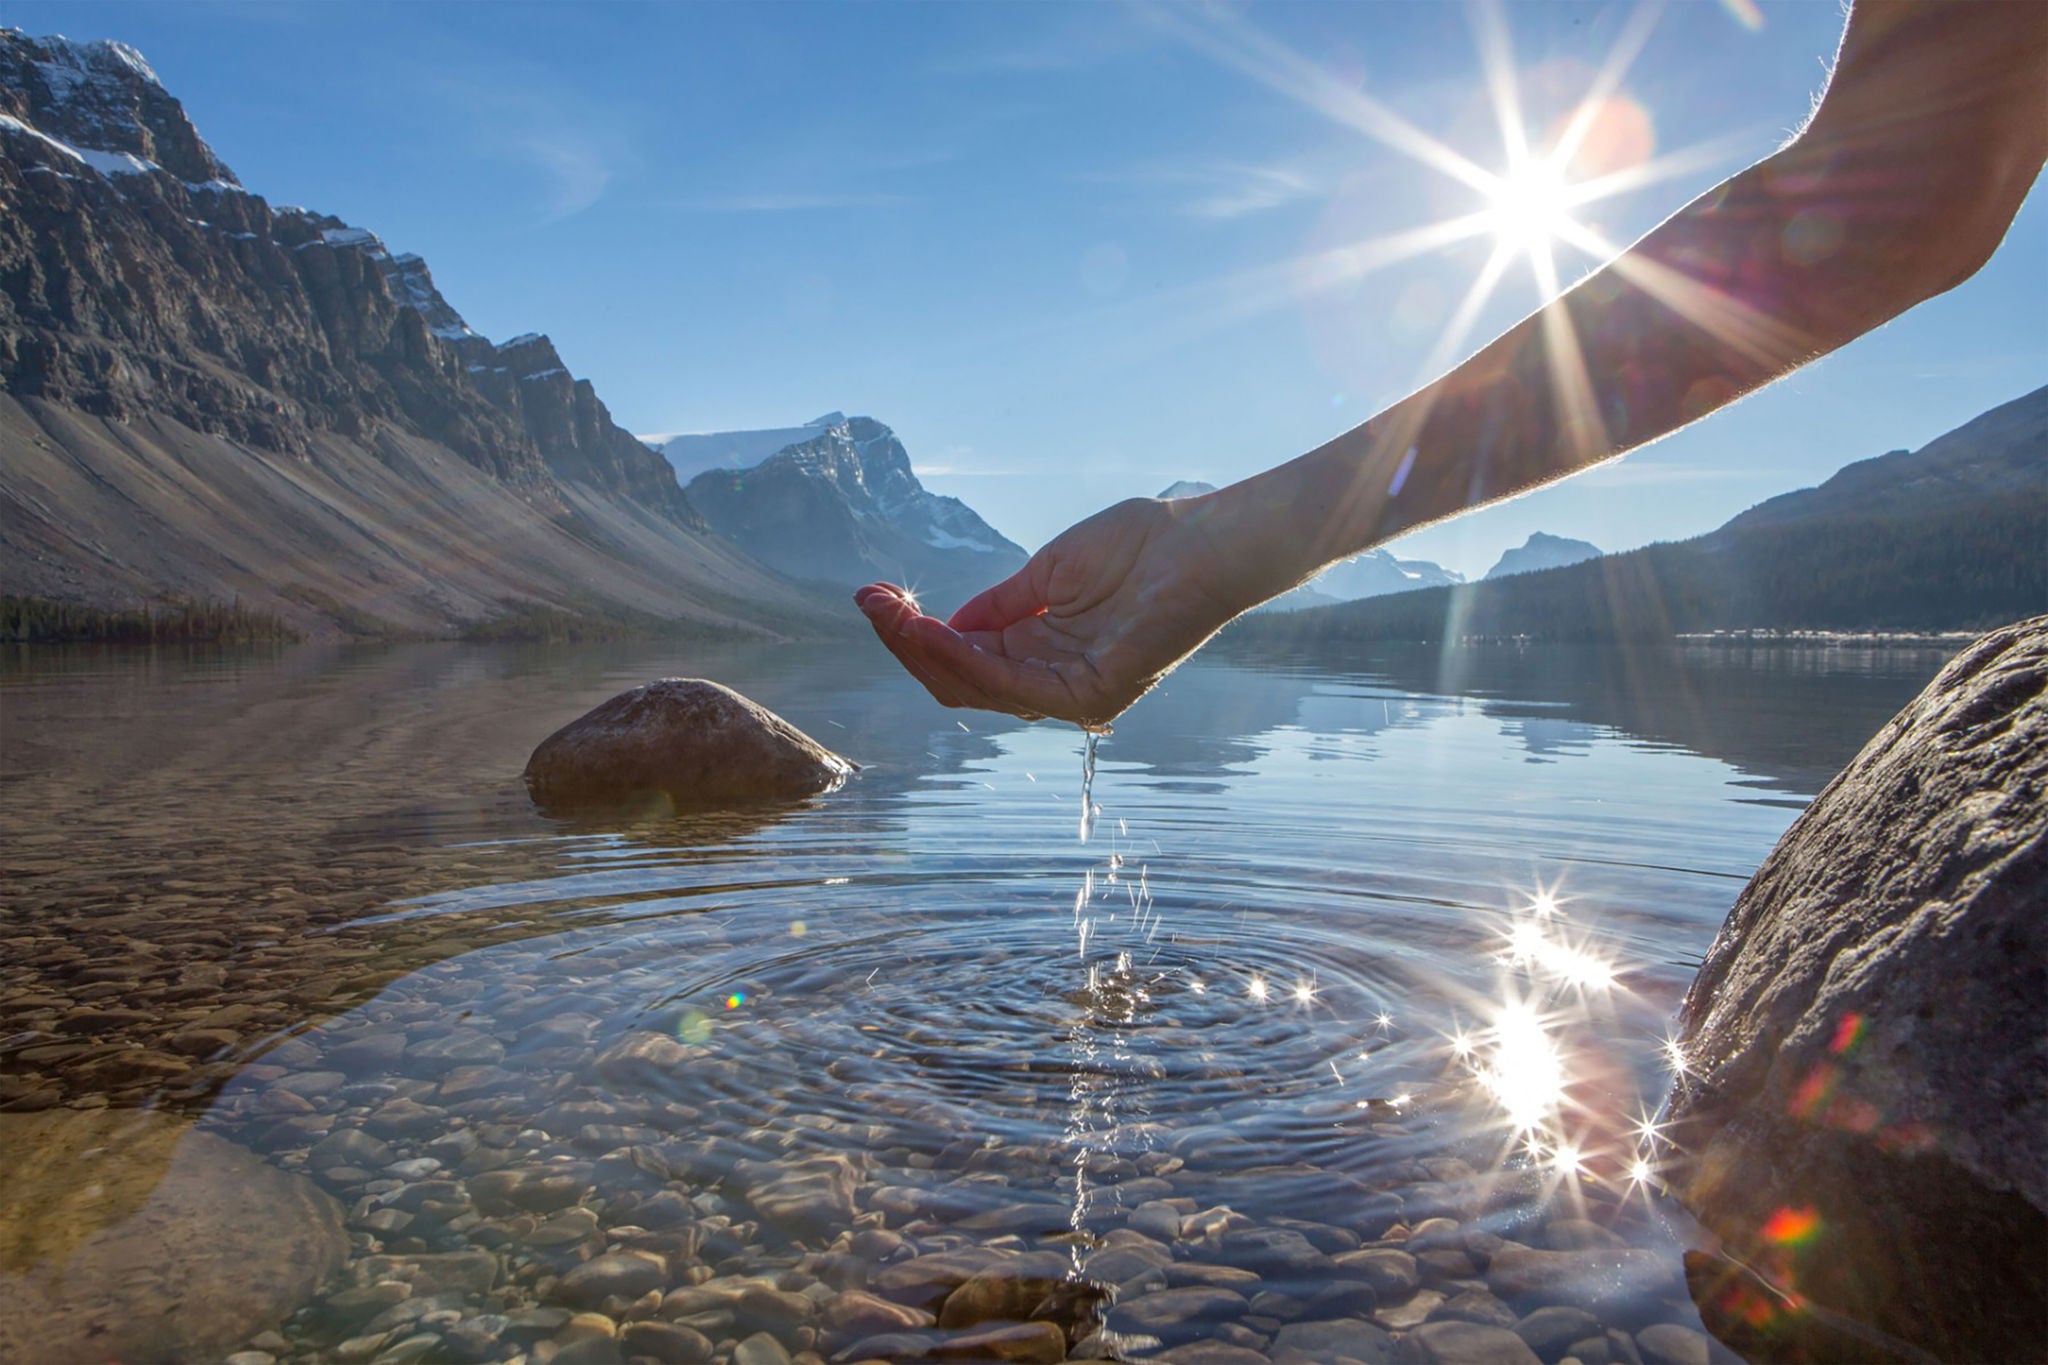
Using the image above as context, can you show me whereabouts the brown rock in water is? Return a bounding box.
[524,678,854,812]
[1666,617,2048,1363]
[0,1109,346,1361]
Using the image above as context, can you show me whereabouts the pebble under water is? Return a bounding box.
[0,640,1956,1365]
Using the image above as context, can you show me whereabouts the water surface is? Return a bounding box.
[0,639,1952,1364]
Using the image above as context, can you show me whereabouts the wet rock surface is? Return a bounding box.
[1668,616,2048,1363]
[524,679,856,813]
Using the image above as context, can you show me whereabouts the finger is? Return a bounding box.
[900,614,1079,721]
[948,563,1048,634]
[857,591,979,708]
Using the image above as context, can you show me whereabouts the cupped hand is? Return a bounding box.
[855,496,1252,728]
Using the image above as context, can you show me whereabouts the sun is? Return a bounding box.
[1484,153,1579,257]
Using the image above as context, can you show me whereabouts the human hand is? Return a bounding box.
[855,496,1254,728]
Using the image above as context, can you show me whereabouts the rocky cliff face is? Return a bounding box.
[0,28,829,636]
[682,416,1027,614]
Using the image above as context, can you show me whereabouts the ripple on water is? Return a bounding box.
[198,792,1716,1360]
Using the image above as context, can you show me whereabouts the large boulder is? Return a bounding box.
[525,678,854,812]
[1665,617,2046,1362]
[0,1109,348,1362]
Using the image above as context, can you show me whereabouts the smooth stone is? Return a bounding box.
[936,1251,1067,1329]
[1337,1249,1422,1301]
[441,1314,511,1363]
[1665,618,2048,1364]
[553,1337,626,1365]
[311,1128,395,1171]
[1485,1247,1677,1322]
[1083,1244,1171,1285]
[823,1290,936,1338]
[1300,1280,1379,1321]
[0,1111,346,1364]
[1131,1200,1184,1241]
[621,1319,716,1364]
[1631,1324,1711,1365]
[365,1097,448,1137]
[1150,1346,1272,1365]
[736,1154,862,1238]
[1269,1316,1394,1365]
[524,678,855,812]
[1217,1226,1337,1279]
[555,1251,669,1309]
[528,1207,601,1248]
[1514,1307,1603,1362]
[370,1332,441,1365]
[942,1320,1067,1363]
[1396,1321,1542,1365]
[1433,1290,1519,1329]
[329,1033,408,1071]
[358,1251,499,1297]
[1109,1286,1251,1343]
[870,1251,1003,1311]
[831,1331,936,1363]
[1164,1263,1264,1292]
[737,1285,818,1335]
[1375,1290,1446,1332]
[734,1330,795,1365]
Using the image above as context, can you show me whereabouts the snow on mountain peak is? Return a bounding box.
[1,28,234,185]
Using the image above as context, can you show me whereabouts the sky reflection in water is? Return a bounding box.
[0,639,1956,1358]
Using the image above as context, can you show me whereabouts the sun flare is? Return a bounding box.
[1484,154,1579,257]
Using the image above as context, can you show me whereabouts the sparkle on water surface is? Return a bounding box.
[4,636,1953,1361]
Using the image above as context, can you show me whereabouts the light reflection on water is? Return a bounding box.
[0,639,1953,1361]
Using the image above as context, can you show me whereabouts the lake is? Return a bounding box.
[0,638,1954,1365]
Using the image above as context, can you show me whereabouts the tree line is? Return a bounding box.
[0,595,300,644]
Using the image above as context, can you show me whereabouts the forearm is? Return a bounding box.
[1187,1,2045,610]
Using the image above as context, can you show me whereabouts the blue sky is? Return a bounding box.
[17,1,2043,577]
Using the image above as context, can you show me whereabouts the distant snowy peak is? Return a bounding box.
[645,413,846,485]
[677,416,1027,609]
[0,28,235,186]
[1154,479,1458,604]
[1484,532,1603,580]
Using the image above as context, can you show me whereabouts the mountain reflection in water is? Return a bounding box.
[0,639,1951,1362]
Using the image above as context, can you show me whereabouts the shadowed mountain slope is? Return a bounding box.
[0,28,836,639]
[1227,385,2048,644]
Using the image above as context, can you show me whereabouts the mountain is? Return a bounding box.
[677,416,1026,614]
[1155,480,1462,610]
[1225,385,2048,644]
[1723,392,2048,530]
[643,413,843,484]
[0,29,833,640]
[1485,532,1602,580]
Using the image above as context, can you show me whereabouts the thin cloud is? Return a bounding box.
[417,62,635,226]
[1180,162,1323,219]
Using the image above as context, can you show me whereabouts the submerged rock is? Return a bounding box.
[0,1110,346,1362]
[1666,616,2048,1363]
[524,678,854,813]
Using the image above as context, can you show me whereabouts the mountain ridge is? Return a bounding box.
[683,416,1026,614]
[1224,385,2048,644]
[0,27,843,639]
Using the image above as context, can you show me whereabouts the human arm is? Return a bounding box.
[859,0,2048,726]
